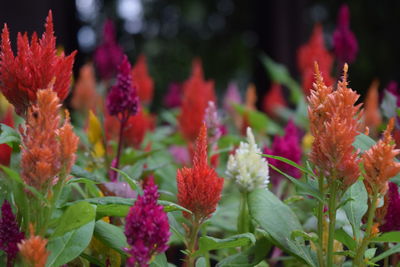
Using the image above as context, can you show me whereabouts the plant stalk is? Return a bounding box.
[353,192,378,267]
[238,191,250,234]
[187,219,201,267]
[327,182,338,267]
[317,174,325,267]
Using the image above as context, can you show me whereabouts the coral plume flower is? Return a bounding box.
[179,59,216,142]
[71,63,100,113]
[177,124,224,222]
[298,24,333,95]
[364,80,381,133]
[0,10,76,116]
[131,54,154,104]
[362,119,400,195]
[308,63,362,189]
[18,224,49,267]
[20,88,79,191]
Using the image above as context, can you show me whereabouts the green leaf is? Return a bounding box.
[194,233,256,257]
[371,243,400,263]
[0,165,22,183]
[365,248,377,259]
[150,253,169,267]
[0,123,20,145]
[111,167,142,194]
[248,189,316,266]
[263,154,315,178]
[71,165,101,182]
[335,228,357,251]
[381,91,398,120]
[158,200,192,214]
[46,221,95,267]
[93,220,128,255]
[80,253,106,267]
[342,180,368,241]
[195,257,207,267]
[353,134,376,153]
[96,204,130,218]
[268,164,322,202]
[66,197,134,207]
[52,201,96,238]
[372,231,400,243]
[260,53,303,103]
[216,237,270,267]
[233,104,281,134]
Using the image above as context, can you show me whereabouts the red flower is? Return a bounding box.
[177,124,224,222]
[0,11,76,116]
[297,24,333,95]
[104,106,154,149]
[131,54,154,104]
[262,83,286,117]
[0,108,14,166]
[179,59,215,142]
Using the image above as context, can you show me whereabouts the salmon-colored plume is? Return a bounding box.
[18,224,49,267]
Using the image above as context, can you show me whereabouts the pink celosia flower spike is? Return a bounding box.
[380,182,400,232]
[333,4,358,64]
[0,200,24,267]
[124,177,170,266]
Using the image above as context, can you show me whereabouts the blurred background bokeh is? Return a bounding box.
[1,0,400,111]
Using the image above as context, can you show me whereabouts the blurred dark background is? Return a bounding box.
[1,0,400,109]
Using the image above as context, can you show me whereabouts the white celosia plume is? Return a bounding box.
[226,127,269,191]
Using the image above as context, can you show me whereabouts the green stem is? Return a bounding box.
[187,219,201,267]
[327,182,338,267]
[238,191,250,234]
[317,175,325,267]
[353,193,378,267]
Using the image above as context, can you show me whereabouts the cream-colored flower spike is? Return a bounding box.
[226,127,269,192]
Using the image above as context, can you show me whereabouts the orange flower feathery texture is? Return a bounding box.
[362,118,400,195]
[71,63,100,113]
[0,11,76,116]
[131,54,154,104]
[20,88,79,191]
[177,124,224,222]
[179,59,215,142]
[18,224,49,267]
[298,24,333,95]
[308,63,362,189]
[364,80,382,133]
[262,83,286,117]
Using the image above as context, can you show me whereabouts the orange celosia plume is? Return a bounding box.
[178,59,215,142]
[308,63,362,189]
[131,54,154,104]
[177,124,224,222]
[18,224,49,267]
[71,63,100,113]
[364,80,382,133]
[0,11,76,116]
[20,88,79,191]
[363,118,400,195]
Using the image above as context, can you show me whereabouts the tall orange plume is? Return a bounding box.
[18,224,49,267]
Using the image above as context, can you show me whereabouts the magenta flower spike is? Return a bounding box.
[106,55,139,121]
[94,20,124,80]
[381,182,400,232]
[0,200,24,267]
[333,4,358,64]
[124,177,170,266]
[264,120,302,185]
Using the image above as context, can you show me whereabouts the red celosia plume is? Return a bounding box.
[298,24,333,95]
[179,59,216,142]
[177,124,224,222]
[0,108,14,166]
[0,11,76,116]
[131,54,154,104]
